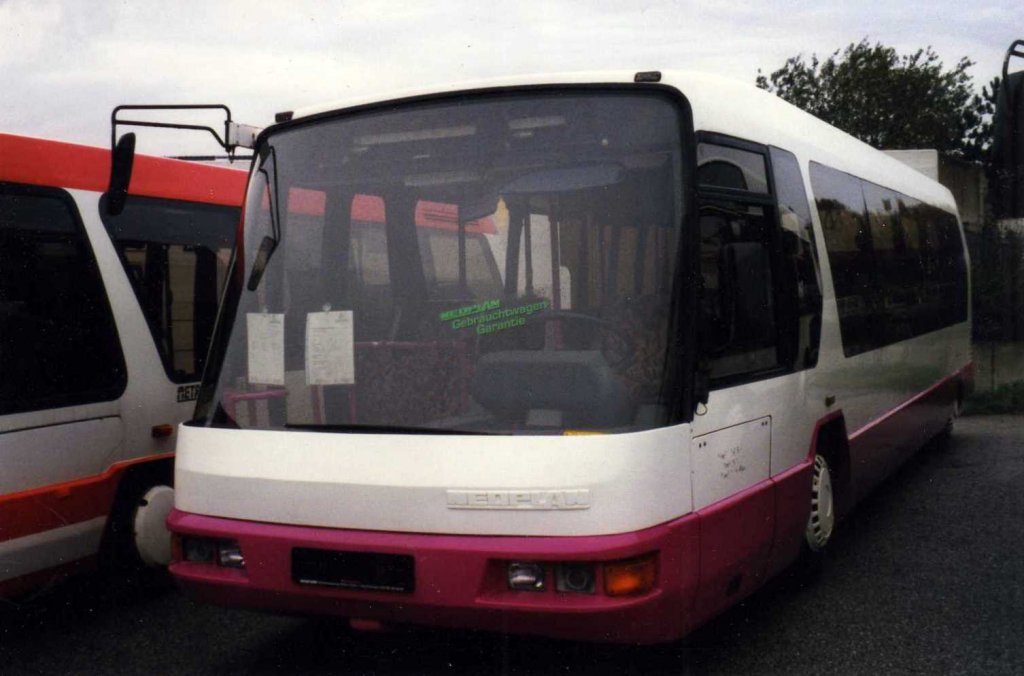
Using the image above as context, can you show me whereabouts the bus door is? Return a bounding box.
[688,139,823,620]
[689,140,779,616]
[0,183,127,588]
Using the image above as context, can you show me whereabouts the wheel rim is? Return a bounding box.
[132,485,175,567]
[806,454,835,552]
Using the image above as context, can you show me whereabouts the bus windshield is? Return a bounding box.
[199,90,689,434]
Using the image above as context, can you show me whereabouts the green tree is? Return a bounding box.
[756,40,991,160]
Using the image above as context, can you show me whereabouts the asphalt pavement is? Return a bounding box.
[1,414,1022,674]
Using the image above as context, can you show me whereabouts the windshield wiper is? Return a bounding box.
[247,144,281,291]
[284,423,492,435]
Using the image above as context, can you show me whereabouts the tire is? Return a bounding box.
[132,485,175,567]
[939,393,963,441]
[805,453,836,553]
[102,467,173,575]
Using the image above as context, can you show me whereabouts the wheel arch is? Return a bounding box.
[808,412,853,519]
[99,455,174,566]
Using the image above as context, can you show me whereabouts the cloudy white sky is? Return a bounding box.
[2,0,1022,157]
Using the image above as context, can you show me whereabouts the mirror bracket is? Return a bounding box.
[107,104,263,212]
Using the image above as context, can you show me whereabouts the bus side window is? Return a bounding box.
[102,196,238,383]
[811,163,877,357]
[812,163,968,357]
[1,184,126,414]
[420,228,502,301]
[921,205,968,330]
[349,196,394,340]
[864,183,913,344]
[768,147,822,369]
[697,140,783,383]
[509,209,557,303]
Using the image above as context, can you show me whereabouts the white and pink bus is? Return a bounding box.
[0,133,244,596]
[166,72,972,643]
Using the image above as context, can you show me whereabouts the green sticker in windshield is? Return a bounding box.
[439,300,500,322]
[444,299,549,335]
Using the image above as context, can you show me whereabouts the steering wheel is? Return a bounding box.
[535,310,635,369]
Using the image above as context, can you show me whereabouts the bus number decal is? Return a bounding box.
[176,384,201,403]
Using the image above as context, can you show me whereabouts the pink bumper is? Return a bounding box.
[168,509,702,644]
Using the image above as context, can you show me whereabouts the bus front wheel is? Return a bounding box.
[102,464,173,578]
[805,453,835,552]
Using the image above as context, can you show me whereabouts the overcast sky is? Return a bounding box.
[2,0,1021,157]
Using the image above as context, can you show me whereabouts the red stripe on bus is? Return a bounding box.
[0,453,173,544]
[280,187,497,234]
[285,187,327,215]
[350,193,380,221]
[0,133,246,206]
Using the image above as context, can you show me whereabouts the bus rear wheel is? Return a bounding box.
[805,453,835,552]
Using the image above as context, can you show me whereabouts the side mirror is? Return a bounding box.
[106,133,136,216]
[992,40,1024,220]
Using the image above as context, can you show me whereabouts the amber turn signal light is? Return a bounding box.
[603,553,657,597]
[151,424,175,438]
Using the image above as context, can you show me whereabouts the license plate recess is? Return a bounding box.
[292,547,415,593]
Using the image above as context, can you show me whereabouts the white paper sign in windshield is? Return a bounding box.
[305,311,355,385]
[246,313,285,385]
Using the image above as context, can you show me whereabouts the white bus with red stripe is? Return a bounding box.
[167,71,971,643]
[0,134,245,596]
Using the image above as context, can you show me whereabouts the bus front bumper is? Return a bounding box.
[167,508,701,644]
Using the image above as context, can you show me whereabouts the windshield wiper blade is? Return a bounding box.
[246,234,277,291]
[247,144,281,291]
[284,423,492,435]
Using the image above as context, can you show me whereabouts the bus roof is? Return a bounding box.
[286,70,958,216]
[0,132,247,206]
